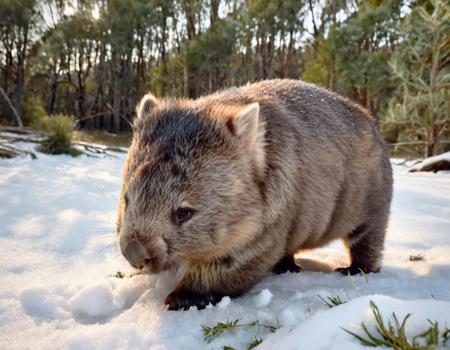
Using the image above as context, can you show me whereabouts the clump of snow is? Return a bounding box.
[1,153,450,349]
[113,276,150,310]
[278,308,297,327]
[254,289,273,308]
[69,280,117,320]
[217,296,231,309]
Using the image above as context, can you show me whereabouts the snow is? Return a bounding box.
[277,308,297,327]
[69,280,117,320]
[254,289,273,308]
[217,296,231,309]
[1,152,450,350]
[260,295,450,350]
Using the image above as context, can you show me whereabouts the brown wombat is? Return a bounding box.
[117,79,393,310]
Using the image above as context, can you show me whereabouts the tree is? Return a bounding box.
[0,0,40,123]
[387,0,450,157]
[1,0,446,143]
[329,0,402,114]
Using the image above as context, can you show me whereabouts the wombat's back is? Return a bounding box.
[199,79,392,251]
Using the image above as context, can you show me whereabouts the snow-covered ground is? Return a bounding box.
[1,152,449,350]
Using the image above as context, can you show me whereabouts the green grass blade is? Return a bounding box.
[342,326,378,347]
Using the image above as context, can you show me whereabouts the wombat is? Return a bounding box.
[116,79,393,310]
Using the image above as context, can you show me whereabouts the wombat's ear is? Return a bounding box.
[136,93,159,118]
[230,103,260,139]
[230,103,266,175]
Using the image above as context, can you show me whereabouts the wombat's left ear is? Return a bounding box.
[230,103,266,174]
[136,93,159,118]
[230,103,260,139]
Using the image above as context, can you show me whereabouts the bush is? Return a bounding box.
[36,115,81,156]
[22,95,47,126]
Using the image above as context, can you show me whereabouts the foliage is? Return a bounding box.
[36,114,80,156]
[184,18,237,96]
[409,254,425,262]
[72,130,131,148]
[114,271,126,278]
[0,0,448,149]
[302,37,334,88]
[329,0,402,113]
[343,300,450,349]
[148,56,185,97]
[385,0,450,157]
[202,319,278,349]
[22,95,47,126]
[318,295,347,308]
[246,337,263,349]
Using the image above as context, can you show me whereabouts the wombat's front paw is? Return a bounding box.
[165,289,223,311]
[273,255,302,274]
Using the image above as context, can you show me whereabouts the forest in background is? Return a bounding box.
[0,0,449,157]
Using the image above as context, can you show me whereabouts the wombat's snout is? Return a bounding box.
[122,240,154,270]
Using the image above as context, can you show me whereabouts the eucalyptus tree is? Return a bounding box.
[329,0,403,114]
[387,0,450,156]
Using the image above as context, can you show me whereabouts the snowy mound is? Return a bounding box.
[260,295,450,350]
[1,154,450,349]
[409,151,450,173]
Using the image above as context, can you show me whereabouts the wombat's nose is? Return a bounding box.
[122,241,152,269]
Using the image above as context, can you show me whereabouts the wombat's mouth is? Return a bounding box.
[139,255,177,274]
[140,263,165,275]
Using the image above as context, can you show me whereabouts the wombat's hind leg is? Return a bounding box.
[273,255,302,274]
[336,223,385,276]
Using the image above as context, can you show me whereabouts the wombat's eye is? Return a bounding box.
[124,193,129,207]
[174,207,194,225]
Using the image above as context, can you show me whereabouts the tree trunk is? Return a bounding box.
[77,72,87,127]
[0,86,23,127]
[426,124,439,157]
[183,0,197,41]
[15,51,25,118]
[14,24,29,119]
[49,74,58,114]
[112,87,121,133]
[210,0,219,26]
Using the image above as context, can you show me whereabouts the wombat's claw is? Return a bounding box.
[273,256,302,274]
[165,289,223,311]
[335,266,371,276]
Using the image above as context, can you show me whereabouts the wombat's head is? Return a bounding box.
[117,93,266,273]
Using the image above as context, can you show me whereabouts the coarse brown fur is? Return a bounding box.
[116,79,393,310]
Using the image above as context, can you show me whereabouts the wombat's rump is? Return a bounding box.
[117,79,393,310]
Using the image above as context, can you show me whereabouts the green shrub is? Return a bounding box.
[36,114,81,156]
[22,95,47,127]
[380,120,404,145]
[381,119,429,157]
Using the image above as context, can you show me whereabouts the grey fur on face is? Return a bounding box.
[117,79,393,310]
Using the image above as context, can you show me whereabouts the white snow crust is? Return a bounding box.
[409,151,450,172]
[1,152,449,349]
